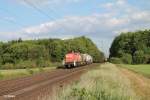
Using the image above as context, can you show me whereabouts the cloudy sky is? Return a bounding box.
[0,0,150,56]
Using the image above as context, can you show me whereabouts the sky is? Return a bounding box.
[0,0,150,57]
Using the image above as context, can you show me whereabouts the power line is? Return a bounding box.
[23,0,76,35]
[0,16,25,29]
[23,0,56,21]
[0,7,18,17]
[0,7,27,28]
[18,0,90,37]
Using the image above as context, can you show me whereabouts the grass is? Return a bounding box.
[119,64,150,78]
[50,63,140,100]
[0,67,56,80]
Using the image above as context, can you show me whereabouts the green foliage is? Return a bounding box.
[0,72,3,78]
[121,53,132,64]
[36,59,52,68]
[38,67,44,72]
[15,60,36,69]
[69,87,119,100]
[0,36,104,69]
[109,57,123,64]
[2,53,14,64]
[0,57,2,68]
[133,50,145,64]
[1,63,14,69]
[110,29,150,64]
[26,68,34,75]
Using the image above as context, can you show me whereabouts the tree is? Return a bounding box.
[109,29,150,64]
[133,50,145,64]
[0,36,104,69]
[121,53,132,64]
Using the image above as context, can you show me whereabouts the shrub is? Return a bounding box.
[26,68,34,75]
[121,53,132,64]
[109,57,123,64]
[0,63,2,69]
[144,55,150,64]
[36,59,52,68]
[38,67,44,72]
[0,72,3,79]
[15,60,36,69]
[1,63,14,69]
[133,50,145,64]
[2,53,14,64]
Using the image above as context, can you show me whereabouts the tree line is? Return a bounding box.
[0,36,104,69]
[109,30,150,64]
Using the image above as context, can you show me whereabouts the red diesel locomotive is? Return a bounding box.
[63,51,93,68]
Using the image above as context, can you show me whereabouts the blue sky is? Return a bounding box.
[0,0,150,56]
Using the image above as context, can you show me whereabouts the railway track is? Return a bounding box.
[0,64,98,100]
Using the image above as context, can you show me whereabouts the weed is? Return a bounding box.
[26,68,34,75]
[0,71,3,79]
[53,63,140,100]
[38,67,44,72]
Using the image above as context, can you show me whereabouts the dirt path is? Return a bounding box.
[0,64,99,100]
[120,67,150,100]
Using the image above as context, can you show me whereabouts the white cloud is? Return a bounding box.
[21,14,127,39]
[1,0,150,56]
[116,0,126,5]
[101,0,127,9]
[101,3,114,9]
[0,31,27,41]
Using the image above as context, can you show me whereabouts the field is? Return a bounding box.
[119,64,150,78]
[0,67,56,80]
[0,63,150,100]
[51,63,140,100]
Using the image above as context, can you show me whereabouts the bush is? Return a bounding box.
[26,68,34,75]
[121,53,132,64]
[0,72,3,79]
[38,67,44,72]
[1,63,14,69]
[144,55,150,64]
[36,58,52,67]
[0,60,53,69]
[0,63,2,69]
[15,60,36,69]
[2,53,14,64]
[109,57,123,64]
[133,50,145,64]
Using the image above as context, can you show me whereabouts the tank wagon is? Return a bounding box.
[63,52,93,68]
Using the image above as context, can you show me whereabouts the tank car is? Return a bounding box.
[82,54,93,64]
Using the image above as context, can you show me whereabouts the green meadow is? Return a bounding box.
[0,67,55,80]
[120,64,150,78]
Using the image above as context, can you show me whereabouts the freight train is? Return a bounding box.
[62,51,93,68]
